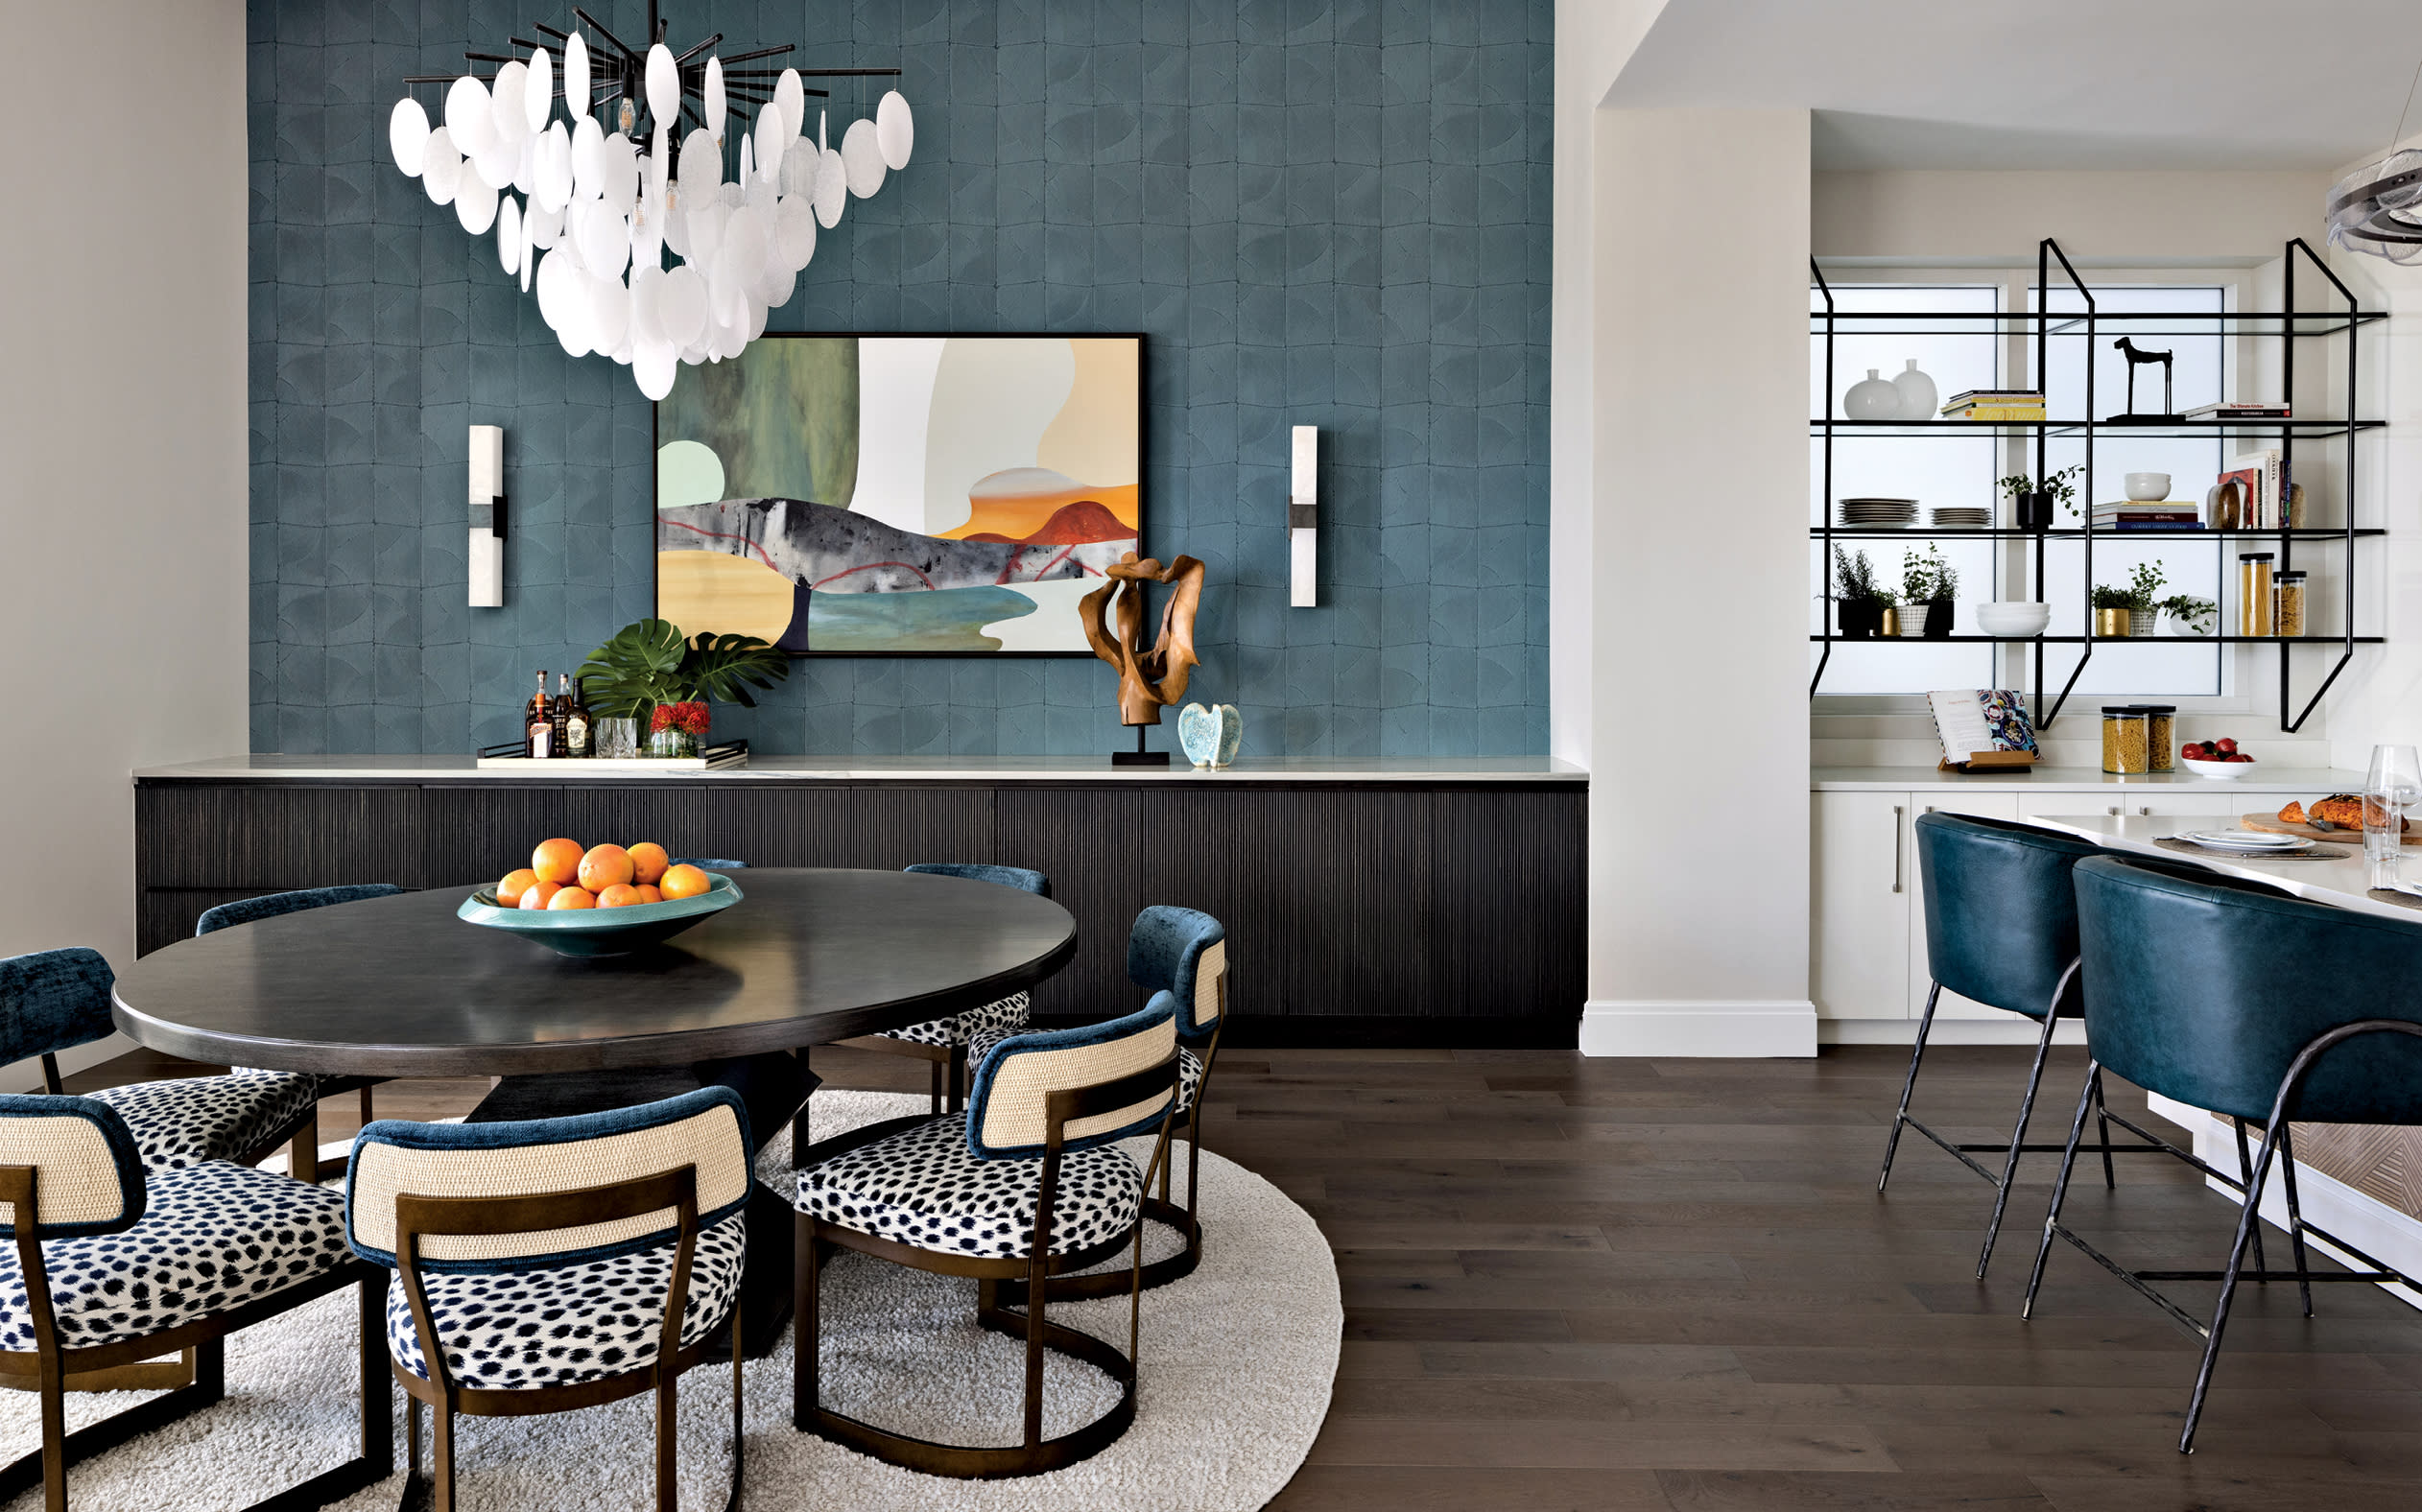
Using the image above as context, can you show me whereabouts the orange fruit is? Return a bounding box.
[579,843,635,892]
[532,838,584,886]
[519,880,562,910]
[547,886,597,910]
[496,868,539,906]
[659,863,711,901]
[596,883,644,909]
[627,842,671,886]
[635,885,663,904]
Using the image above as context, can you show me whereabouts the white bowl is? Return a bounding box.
[1975,602,2051,637]
[2125,471,2172,502]
[2181,756,2256,779]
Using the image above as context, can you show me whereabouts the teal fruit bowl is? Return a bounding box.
[456,872,743,957]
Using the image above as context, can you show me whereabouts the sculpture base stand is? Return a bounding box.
[1110,726,1170,766]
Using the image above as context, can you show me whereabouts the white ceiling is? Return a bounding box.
[1605,0,2422,172]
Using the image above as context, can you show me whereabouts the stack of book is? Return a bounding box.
[1940,389,2046,421]
[2092,502,2202,532]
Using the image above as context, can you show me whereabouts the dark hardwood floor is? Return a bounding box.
[75,1041,2422,1510]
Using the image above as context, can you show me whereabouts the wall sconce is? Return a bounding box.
[1290,424,1317,607]
[469,423,505,607]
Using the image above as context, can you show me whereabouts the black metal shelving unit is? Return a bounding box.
[1810,237,2386,732]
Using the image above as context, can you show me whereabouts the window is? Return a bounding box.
[1811,274,2236,704]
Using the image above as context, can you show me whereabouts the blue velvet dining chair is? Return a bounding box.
[0,948,322,1178]
[0,1088,390,1508]
[974,905,1229,1298]
[2029,854,2422,1453]
[345,1086,752,1511]
[794,994,1179,1477]
[197,885,403,1179]
[838,863,1050,1117]
[1885,813,2167,1277]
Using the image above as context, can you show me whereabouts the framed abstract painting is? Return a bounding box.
[653,332,1145,655]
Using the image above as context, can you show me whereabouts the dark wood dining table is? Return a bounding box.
[109,866,1079,1355]
[108,866,1079,1077]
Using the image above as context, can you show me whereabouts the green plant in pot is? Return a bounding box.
[577,618,790,757]
[2158,592,2218,637]
[1902,542,1958,639]
[2090,562,2167,638]
[1829,546,1893,639]
[1998,464,2083,530]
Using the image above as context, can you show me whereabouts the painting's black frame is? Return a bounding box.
[651,330,1149,658]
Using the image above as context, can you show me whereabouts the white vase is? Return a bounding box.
[1844,368,1900,421]
[1891,359,1938,422]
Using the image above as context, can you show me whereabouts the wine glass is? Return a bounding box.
[2364,744,2421,884]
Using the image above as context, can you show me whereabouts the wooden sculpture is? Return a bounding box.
[1080,552,1205,727]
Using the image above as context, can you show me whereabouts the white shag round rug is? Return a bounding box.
[0,1092,1340,1512]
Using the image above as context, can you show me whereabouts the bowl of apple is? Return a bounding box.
[2180,738,2255,778]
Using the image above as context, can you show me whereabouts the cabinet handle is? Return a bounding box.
[1891,805,1905,893]
[2107,806,2122,816]
[2138,805,2151,816]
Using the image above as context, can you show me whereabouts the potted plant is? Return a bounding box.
[2159,592,2219,637]
[1898,543,1947,636]
[2125,562,2166,636]
[1919,547,1959,639]
[1998,465,2083,531]
[2089,584,2134,638]
[1829,546,1892,639]
[577,618,791,757]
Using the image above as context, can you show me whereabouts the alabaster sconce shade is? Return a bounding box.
[1290,425,1317,608]
[469,423,505,607]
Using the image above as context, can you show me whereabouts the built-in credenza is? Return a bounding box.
[133,773,1586,1046]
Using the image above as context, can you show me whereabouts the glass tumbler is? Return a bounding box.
[597,717,639,760]
[2364,744,2421,886]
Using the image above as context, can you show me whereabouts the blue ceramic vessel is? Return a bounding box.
[456,872,743,957]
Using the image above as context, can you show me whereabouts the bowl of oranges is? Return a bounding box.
[456,839,742,957]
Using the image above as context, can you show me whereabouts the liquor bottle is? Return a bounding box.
[524,671,553,759]
[551,673,574,757]
[562,673,592,758]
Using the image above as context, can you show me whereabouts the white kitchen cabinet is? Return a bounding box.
[1812,791,1911,1021]
[2022,791,2233,823]
[1906,792,2023,1020]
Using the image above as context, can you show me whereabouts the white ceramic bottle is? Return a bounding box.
[1891,359,1938,421]
[1843,368,1900,420]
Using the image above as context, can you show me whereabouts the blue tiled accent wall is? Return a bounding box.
[249,0,1552,757]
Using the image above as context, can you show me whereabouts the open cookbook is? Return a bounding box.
[1928,690,2042,771]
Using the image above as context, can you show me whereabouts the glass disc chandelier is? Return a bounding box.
[385,5,912,398]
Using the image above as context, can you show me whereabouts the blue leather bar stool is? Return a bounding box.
[197,884,403,1180]
[833,863,1050,1116]
[1885,813,2159,1277]
[2029,854,2422,1453]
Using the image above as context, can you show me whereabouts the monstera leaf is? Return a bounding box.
[576,618,690,718]
[682,631,790,708]
[576,619,791,717]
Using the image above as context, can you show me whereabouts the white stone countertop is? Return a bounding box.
[135,753,1588,783]
[1812,764,2368,793]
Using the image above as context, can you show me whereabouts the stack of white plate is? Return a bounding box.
[2181,830,2315,855]
[1932,506,1990,529]
[1840,497,1917,528]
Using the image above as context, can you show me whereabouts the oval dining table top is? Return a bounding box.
[110,868,1078,1078]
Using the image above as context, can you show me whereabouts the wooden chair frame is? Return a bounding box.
[794,1054,1180,1479]
[828,1032,964,1117]
[392,1166,745,1512]
[0,1165,392,1512]
[1004,968,1231,1305]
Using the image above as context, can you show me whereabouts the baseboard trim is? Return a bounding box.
[1029,1014,1579,1050]
[1821,1018,2088,1047]
[1579,1000,1816,1058]
[2147,1093,2422,1312]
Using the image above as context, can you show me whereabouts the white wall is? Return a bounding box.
[1578,107,1816,1056]
[0,0,249,1077]
[1815,170,2336,264]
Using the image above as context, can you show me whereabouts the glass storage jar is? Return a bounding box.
[2101,706,2152,775]
[2239,553,2275,637]
[2274,571,2307,638]
[2137,704,2177,770]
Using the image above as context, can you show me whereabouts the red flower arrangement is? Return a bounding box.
[650,700,711,735]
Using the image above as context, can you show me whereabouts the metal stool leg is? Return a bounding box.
[2231,1118,2269,1280]
[2023,1060,2103,1320]
[2181,1117,2288,1453]
[2092,1070,2118,1191]
[2276,1122,2316,1318]
[1979,989,2066,1278]
[1879,982,1942,1192]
